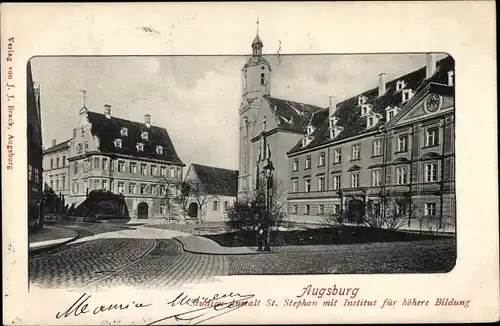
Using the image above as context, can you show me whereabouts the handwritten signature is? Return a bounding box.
[56,293,152,319]
[147,292,256,325]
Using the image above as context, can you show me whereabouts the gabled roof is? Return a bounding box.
[86,111,184,166]
[190,163,239,197]
[288,55,455,155]
[266,96,325,133]
[43,139,71,154]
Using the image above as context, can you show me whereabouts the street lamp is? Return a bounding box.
[262,159,274,252]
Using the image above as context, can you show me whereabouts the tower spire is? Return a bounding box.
[256,15,259,35]
[81,89,87,108]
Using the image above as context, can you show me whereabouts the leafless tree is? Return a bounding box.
[184,179,215,223]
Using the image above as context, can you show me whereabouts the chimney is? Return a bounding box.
[144,114,151,127]
[378,73,386,96]
[104,104,111,119]
[426,53,437,78]
[328,96,337,116]
[52,139,57,147]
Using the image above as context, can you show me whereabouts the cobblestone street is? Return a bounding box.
[29,223,456,290]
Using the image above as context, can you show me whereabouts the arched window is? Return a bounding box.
[260,73,265,86]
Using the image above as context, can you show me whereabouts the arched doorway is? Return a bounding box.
[188,202,198,218]
[137,202,148,219]
[346,199,365,224]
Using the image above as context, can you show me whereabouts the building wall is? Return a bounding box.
[287,91,455,226]
[42,145,71,197]
[190,195,236,223]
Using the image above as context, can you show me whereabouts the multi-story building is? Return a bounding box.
[27,61,44,230]
[184,163,238,222]
[238,30,323,203]
[42,139,71,197]
[42,103,185,221]
[286,54,455,228]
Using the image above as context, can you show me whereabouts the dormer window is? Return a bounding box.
[120,127,128,137]
[358,95,368,106]
[306,125,315,136]
[366,113,382,129]
[302,135,313,147]
[448,70,454,86]
[136,142,144,152]
[396,80,406,91]
[402,89,414,103]
[156,146,163,155]
[114,139,122,149]
[361,104,372,116]
[386,106,400,122]
[329,116,339,128]
[141,131,149,141]
[329,125,344,139]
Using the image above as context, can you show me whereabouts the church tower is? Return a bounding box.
[238,19,272,198]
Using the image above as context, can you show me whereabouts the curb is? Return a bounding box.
[29,233,79,256]
[172,237,259,256]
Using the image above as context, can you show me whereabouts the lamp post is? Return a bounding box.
[263,159,274,252]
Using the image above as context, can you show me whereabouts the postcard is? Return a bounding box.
[2,2,498,324]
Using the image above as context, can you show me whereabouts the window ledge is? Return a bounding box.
[422,145,440,149]
[350,158,361,162]
[394,150,409,154]
[332,161,342,165]
[371,154,383,158]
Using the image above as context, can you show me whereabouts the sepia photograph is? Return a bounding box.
[27,26,456,291]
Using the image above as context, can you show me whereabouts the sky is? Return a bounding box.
[30,51,446,171]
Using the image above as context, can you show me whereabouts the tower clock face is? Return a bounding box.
[425,94,442,112]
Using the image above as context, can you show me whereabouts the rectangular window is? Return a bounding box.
[141,164,147,175]
[304,179,311,192]
[372,169,381,186]
[93,157,100,170]
[213,201,219,211]
[83,180,88,193]
[318,153,326,166]
[425,162,438,182]
[94,179,100,189]
[224,201,230,211]
[425,203,436,216]
[129,183,136,194]
[318,204,324,215]
[118,182,125,193]
[372,139,383,156]
[333,204,341,214]
[292,205,298,214]
[305,205,310,215]
[56,157,60,168]
[50,159,54,169]
[62,156,66,167]
[72,180,79,194]
[49,179,53,189]
[159,186,166,196]
[318,177,325,191]
[350,172,360,188]
[396,166,408,185]
[334,148,342,163]
[176,168,182,179]
[396,203,407,216]
[333,175,341,190]
[102,158,108,170]
[56,179,60,190]
[292,159,299,171]
[351,144,361,160]
[398,135,409,152]
[84,141,89,151]
[305,157,311,169]
[374,203,381,216]
[151,165,158,176]
[151,185,157,195]
[170,167,176,178]
[425,127,439,147]
[61,175,66,189]
[102,180,108,191]
[160,166,167,177]
[140,183,147,194]
[118,161,125,172]
[73,162,78,174]
[160,204,166,214]
[129,162,137,174]
[292,180,298,193]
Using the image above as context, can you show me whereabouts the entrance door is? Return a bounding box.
[188,202,198,218]
[137,202,149,219]
[347,199,365,223]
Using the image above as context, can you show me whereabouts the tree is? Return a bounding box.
[156,176,183,222]
[183,179,215,223]
[225,179,286,250]
[365,192,418,230]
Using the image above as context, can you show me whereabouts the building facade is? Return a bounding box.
[184,164,238,223]
[238,31,323,203]
[286,54,455,228]
[42,139,71,201]
[42,104,185,220]
[27,61,44,230]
